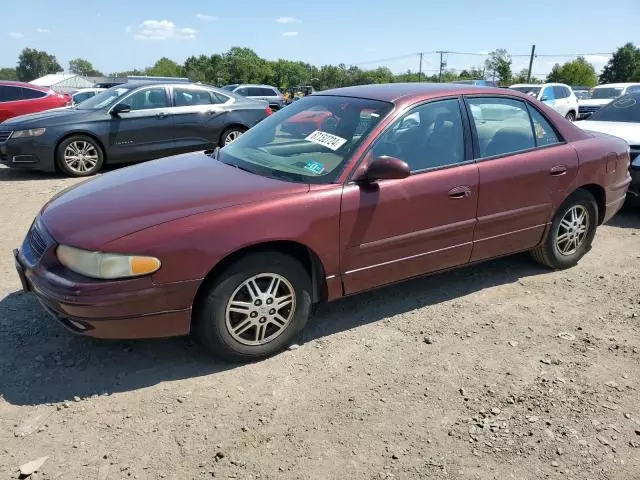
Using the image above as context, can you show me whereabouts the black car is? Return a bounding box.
[0,81,272,177]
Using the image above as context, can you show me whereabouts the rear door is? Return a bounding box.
[464,96,579,262]
[340,97,479,294]
[107,86,176,163]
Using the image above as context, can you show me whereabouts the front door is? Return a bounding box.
[107,86,175,163]
[340,98,479,295]
[464,96,579,262]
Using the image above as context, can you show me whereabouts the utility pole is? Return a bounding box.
[437,51,447,82]
[526,44,536,82]
[418,52,423,82]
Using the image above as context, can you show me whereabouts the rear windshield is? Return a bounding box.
[510,86,541,97]
[219,95,393,184]
[589,93,640,123]
[591,87,624,99]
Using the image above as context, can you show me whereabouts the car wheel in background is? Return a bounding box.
[565,111,576,122]
[56,135,104,177]
[531,189,598,269]
[194,252,312,362]
[220,127,247,147]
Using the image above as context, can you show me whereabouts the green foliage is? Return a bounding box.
[147,57,184,78]
[600,43,640,83]
[16,48,62,82]
[546,57,597,87]
[0,67,18,80]
[484,49,512,86]
[69,58,103,76]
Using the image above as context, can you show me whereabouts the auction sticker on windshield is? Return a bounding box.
[305,130,348,151]
[303,161,325,175]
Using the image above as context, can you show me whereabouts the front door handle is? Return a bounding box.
[550,165,567,176]
[156,112,169,119]
[448,186,472,199]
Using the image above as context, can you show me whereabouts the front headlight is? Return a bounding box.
[12,128,46,139]
[57,245,161,280]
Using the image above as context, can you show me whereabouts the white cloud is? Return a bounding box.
[133,20,197,41]
[196,13,217,21]
[584,54,611,71]
[276,16,300,23]
[125,25,132,33]
[477,50,490,55]
[8,32,24,38]
[282,31,299,37]
[36,28,49,33]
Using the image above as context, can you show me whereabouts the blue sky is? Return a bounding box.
[3,0,639,77]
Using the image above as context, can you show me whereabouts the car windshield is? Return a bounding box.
[591,87,624,99]
[219,95,393,184]
[511,86,541,96]
[222,85,238,91]
[76,86,132,110]
[588,93,640,123]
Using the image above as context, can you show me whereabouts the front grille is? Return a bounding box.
[23,220,52,263]
[0,130,12,142]
[578,105,601,115]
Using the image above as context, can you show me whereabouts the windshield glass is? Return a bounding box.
[219,95,393,184]
[510,86,541,96]
[591,87,624,100]
[588,93,640,123]
[222,85,238,91]
[76,86,132,110]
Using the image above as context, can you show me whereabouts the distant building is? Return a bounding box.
[30,73,94,93]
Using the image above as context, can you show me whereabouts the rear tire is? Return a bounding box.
[56,135,104,177]
[220,126,247,147]
[565,111,576,122]
[193,252,312,362]
[531,189,598,269]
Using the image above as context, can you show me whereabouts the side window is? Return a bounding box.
[542,87,555,101]
[373,99,465,172]
[247,87,264,97]
[173,87,214,106]
[528,107,560,147]
[211,91,230,104]
[126,87,168,110]
[21,88,46,100]
[72,92,94,104]
[260,87,276,96]
[467,97,535,158]
[626,85,640,93]
[553,86,567,99]
[235,87,249,96]
[0,86,22,102]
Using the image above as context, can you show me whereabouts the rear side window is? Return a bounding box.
[0,86,22,102]
[553,86,568,99]
[247,87,264,97]
[467,97,535,158]
[21,88,47,100]
[173,87,215,106]
[211,92,230,104]
[260,87,277,96]
[235,87,249,96]
[528,107,560,147]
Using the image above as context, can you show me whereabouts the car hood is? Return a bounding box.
[578,99,614,107]
[574,121,640,145]
[40,152,309,249]
[2,107,92,127]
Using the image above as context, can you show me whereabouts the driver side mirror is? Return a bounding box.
[541,96,550,102]
[111,103,131,116]
[357,156,410,182]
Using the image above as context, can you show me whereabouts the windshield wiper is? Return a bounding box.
[268,170,303,182]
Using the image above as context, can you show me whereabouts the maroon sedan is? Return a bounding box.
[15,84,631,361]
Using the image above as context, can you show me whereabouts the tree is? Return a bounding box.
[16,48,62,82]
[484,49,512,86]
[458,67,484,80]
[0,67,18,80]
[546,57,597,87]
[146,57,184,78]
[69,58,102,76]
[600,43,640,83]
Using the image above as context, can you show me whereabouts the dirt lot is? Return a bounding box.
[0,164,639,480]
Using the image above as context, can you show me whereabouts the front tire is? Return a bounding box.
[565,111,576,122]
[531,189,598,269]
[56,135,104,177]
[194,252,312,362]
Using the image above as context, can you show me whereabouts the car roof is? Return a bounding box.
[317,83,513,103]
[0,80,50,91]
[594,82,640,88]
[233,84,279,89]
[510,83,569,88]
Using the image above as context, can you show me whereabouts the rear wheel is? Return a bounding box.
[531,189,598,269]
[194,252,312,362]
[220,127,247,147]
[565,111,576,122]
[56,135,104,177]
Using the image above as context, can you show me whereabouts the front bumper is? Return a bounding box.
[0,135,57,172]
[14,220,199,339]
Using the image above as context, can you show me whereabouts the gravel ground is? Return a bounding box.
[1,164,639,480]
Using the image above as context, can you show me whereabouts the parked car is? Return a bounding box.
[577,83,640,119]
[223,84,285,110]
[0,81,71,122]
[509,83,579,120]
[70,88,106,105]
[451,79,498,87]
[0,81,272,177]
[574,90,591,100]
[14,84,630,361]
[575,91,640,205]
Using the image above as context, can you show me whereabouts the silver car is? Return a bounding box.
[222,84,285,111]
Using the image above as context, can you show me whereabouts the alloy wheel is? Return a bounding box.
[224,130,243,145]
[225,273,296,346]
[64,141,99,174]
[556,205,589,255]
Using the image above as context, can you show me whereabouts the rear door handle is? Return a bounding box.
[550,165,567,176]
[448,186,472,199]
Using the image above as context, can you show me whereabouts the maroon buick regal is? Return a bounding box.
[15,83,631,361]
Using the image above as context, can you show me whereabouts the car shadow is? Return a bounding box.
[0,164,126,182]
[0,253,547,406]
[607,207,640,229]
